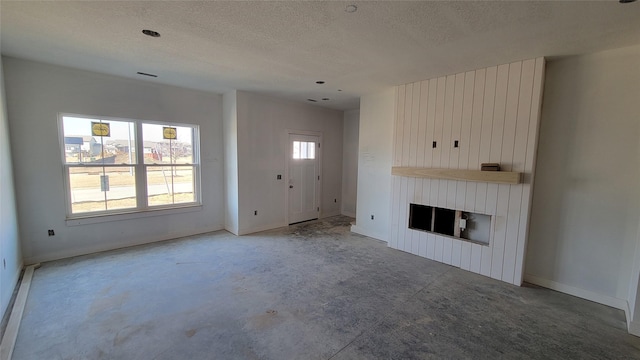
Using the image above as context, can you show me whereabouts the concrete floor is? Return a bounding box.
[13,216,640,359]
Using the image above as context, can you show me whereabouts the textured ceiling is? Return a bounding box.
[1,1,639,110]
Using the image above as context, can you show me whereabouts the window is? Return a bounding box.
[60,114,200,217]
[292,141,316,159]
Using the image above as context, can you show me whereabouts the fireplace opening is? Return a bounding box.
[433,207,455,236]
[408,204,432,232]
[408,203,491,245]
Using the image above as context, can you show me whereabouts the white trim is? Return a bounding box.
[524,274,628,311]
[341,210,356,218]
[351,224,389,243]
[238,221,288,236]
[629,320,640,337]
[0,265,37,360]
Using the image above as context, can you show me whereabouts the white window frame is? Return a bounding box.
[58,113,202,221]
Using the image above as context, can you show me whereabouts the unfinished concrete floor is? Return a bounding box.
[13,216,640,359]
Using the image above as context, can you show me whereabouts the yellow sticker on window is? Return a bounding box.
[91,122,110,137]
[163,127,177,140]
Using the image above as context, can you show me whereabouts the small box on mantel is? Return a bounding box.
[481,163,500,171]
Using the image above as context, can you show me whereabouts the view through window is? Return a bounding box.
[61,115,199,216]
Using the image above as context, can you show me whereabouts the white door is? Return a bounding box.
[288,134,320,224]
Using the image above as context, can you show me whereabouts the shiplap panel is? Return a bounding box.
[514,58,545,285]
[394,85,406,166]
[502,59,535,283]
[476,66,497,213]
[409,84,421,167]
[409,84,422,254]
[461,241,472,270]
[485,64,509,222]
[465,70,485,212]
[402,84,413,167]
[443,237,453,265]
[407,179,417,252]
[448,75,464,210]
[399,178,409,251]
[451,239,462,267]
[427,233,436,260]
[442,76,455,210]
[435,235,444,262]
[390,176,400,249]
[389,58,545,286]
[499,62,523,283]
[470,243,482,273]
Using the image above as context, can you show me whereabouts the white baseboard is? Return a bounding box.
[350,225,388,243]
[629,320,640,337]
[238,221,288,236]
[341,211,356,218]
[524,274,628,311]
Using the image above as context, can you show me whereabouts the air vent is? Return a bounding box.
[137,72,158,78]
[142,29,161,37]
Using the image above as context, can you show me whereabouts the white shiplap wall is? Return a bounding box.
[390,58,545,286]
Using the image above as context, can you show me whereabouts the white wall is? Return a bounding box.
[3,57,225,264]
[351,88,396,242]
[526,45,640,319]
[341,109,359,218]
[0,57,23,319]
[390,59,545,286]
[235,91,343,235]
[223,91,239,235]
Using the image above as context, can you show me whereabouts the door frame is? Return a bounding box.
[284,129,323,225]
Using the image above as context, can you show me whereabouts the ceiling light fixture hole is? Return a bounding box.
[345,4,358,13]
[142,29,161,37]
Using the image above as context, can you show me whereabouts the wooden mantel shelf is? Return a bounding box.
[392,167,521,185]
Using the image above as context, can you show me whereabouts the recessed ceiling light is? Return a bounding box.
[345,4,357,13]
[322,98,330,101]
[307,99,317,102]
[137,71,158,78]
[142,29,161,37]
[315,81,325,84]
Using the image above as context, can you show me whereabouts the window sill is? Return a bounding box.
[65,204,203,227]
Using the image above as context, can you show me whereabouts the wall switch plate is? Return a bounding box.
[454,140,459,148]
[432,141,437,148]
[48,229,55,236]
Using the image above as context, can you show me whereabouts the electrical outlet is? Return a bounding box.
[277,175,282,180]
[254,210,257,216]
[371,215,374,220]
[48,229,55,236]
[454,140,459,148]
